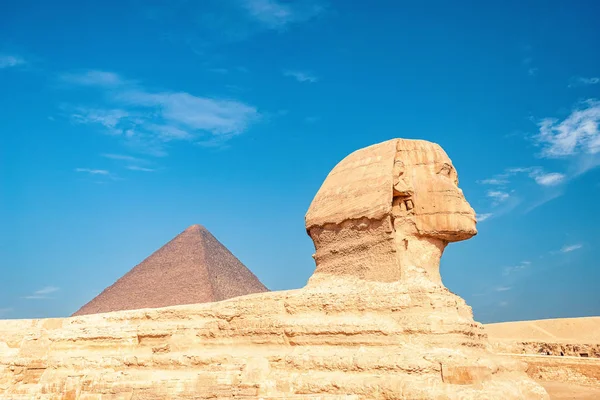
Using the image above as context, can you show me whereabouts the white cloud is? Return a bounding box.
[476,213,493,222]
[119,90,259,137]
[36,286,59,295]
[283,70,318,83]
[536,99,600,158]
[75,168,110,175]
[0,54,25,68]
[503,261,530,276]
[102,154,155,172]
[487,190,509,204]
[101,153,144,163]
[506,167,531,173]
[481,167,566,188]
[70,108,130,132]
[568,77,600,88]
[242,0,324,29]
[63,71,260,154]
[243,0,293,27]
[499,301,509,307]
[478,178,509,185]
[127,165,155,172]
[494,286,512,292]
[522,54,537,77]
[61,70,126,87]
[561,244,583,253]
[23,286,60,300]
[144,123,193,141]
[532,172,565,186]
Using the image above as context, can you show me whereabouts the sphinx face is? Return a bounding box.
[407,144,477,242]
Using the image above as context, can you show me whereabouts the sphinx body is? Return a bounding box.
[0,139,549,399]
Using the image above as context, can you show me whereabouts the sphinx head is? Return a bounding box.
[305,139,476,283]
[390,139,477,241]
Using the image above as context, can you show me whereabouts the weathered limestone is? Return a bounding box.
[0,139,549,399]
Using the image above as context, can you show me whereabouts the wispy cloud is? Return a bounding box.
[119,90,259,136]
[283,70,318,83]
[503,261,531,276]
[561,243,583,253]
[478,166,568,213]
[70,108,130,132]
[0,54,25,68]
[476,213,493,222]
[62,70,260,154]
[480,167,565,188]
[487,190,510,205]
[478,178,509,185]
[522,52,537,77]
[101,153,144,163]
[524,191,565,214]
[102,153,156,172]
[60,70,126,87]
[242,0,324,29]
[126,165,155,172]
[568,76,600,88]
[23,286,60,300]
[75,168,110,175]
[531,171,565,186]
[145,0,325,51]
[535,99,600,158]
[494,286,512,292]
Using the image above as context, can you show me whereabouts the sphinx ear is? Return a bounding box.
[392,157,414,197]
[393,177,413,197]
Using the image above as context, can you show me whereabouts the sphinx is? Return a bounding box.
[0,139,549,399]
[306,138,477,284]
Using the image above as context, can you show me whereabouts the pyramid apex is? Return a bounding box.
[184,224,206,233]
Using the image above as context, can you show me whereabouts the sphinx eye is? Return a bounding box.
[439,163,452,176]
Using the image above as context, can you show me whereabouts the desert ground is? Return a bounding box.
[486,317,600,399]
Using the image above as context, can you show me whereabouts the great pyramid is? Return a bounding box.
[73,224,268,316]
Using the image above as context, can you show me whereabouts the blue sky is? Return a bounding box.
[1,0,599,322]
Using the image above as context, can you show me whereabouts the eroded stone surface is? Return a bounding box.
[0,139,549,399]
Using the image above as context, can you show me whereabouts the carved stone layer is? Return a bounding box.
[1,276,548,399]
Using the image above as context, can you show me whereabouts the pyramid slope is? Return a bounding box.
[73,225,268,316]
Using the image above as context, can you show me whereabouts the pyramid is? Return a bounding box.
[73,224,268,316]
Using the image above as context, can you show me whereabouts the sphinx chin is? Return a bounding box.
[424,226,478,243]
